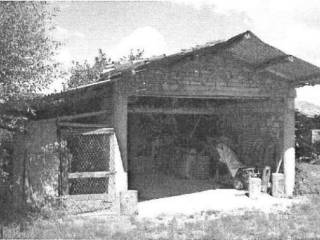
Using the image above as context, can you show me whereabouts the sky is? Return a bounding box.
[49,0,320,105]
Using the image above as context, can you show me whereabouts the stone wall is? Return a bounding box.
[12,117,130,213]
[127,99,283,176]
[128,52,290,98]
[12,49,293,206]
[215,99,284,169]
[124,51,290,171]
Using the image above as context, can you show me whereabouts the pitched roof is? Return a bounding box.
[47,30,320,99]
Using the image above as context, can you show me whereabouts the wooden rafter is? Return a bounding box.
[128,106,216,115]
[294,73,320,85]
[127,102,279,115]
[254,55,294,71]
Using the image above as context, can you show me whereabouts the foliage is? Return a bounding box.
[0,2,62,131]
[120,48,144,62]
[66,49,144,89]
[295,111,320,161]
[67,49,112,89]
[295,162,320,195]
[0,3,62,220]
[0,129,12,176]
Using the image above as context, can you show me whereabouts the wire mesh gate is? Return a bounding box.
[57,124,116,196]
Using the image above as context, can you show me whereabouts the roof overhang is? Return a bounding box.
[224,31,320,87]
[44,30,320,100]
[99,31,320,87]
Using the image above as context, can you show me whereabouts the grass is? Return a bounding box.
[2,195,320,239]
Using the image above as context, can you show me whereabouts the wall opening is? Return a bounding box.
[127,96,281,201]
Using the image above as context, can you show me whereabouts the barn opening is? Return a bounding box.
[127,96,280,201]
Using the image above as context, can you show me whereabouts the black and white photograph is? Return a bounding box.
[1,1,320,239]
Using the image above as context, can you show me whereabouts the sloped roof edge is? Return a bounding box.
[44,30,320,99]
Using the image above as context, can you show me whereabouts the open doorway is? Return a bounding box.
[127,96,280,201]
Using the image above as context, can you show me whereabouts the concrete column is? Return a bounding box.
[113,81,128,171]
[112,81,128,194]
[110,133,128,193]
[283,90,296,197]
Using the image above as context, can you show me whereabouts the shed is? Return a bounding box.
[12,31,320,212]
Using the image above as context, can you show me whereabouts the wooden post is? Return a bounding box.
[283,91,296,197]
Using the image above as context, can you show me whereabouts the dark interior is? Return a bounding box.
[127,96,242,201]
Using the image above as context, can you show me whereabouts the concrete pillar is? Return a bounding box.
[110,133,128,193]
[283,90,296,197]
[112,81,128,193]
[113,81,128,171]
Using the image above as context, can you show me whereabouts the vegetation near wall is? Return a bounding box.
[67,49,144,89]
[24,120,60,207]
[0,2,62,131]
[295,111,320,195]
[295,162,320,195]
[0,129,13,205]
[0,2,62,219]
[295,111,320,161]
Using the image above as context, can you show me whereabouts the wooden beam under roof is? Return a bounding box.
[127,103,281,115]
[128,106,217,115]
[294,73,320,86]
[254,55,294,71]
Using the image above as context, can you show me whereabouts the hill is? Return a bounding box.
[295,100,320,117]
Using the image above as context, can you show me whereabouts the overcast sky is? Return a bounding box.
[50,0,320,105]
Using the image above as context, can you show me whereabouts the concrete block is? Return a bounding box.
[248,177,261,199]
[120,190,138,215]
[272,173,285,198]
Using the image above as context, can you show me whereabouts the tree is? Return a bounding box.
[66,48,144,89]
[67,49,112,89]
[119,48,144,62]
[0,2,61,131]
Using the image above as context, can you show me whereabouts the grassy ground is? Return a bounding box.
[2,195,320,239]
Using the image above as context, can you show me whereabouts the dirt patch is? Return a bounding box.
[295,163,320,195]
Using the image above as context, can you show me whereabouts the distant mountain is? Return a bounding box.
[295,100,320,117]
